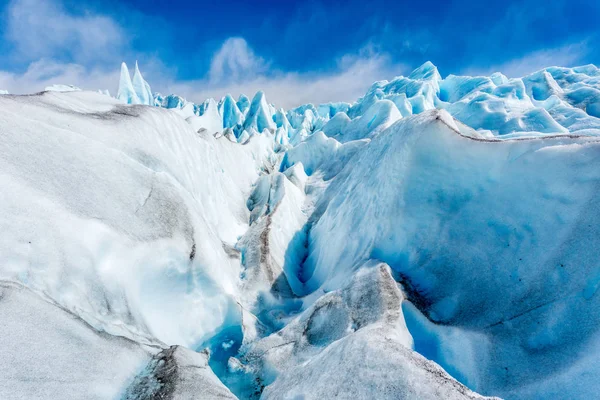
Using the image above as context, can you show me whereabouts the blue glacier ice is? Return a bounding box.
[132,62,154,106]
[220,94,244,133]
[242,91,276,134]
[117,62,154,106]
[117,62,140,104]
[126,59,600,142]
[236,94,250,115]
[2,60,600,399]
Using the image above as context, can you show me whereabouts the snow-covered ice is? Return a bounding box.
[0,281,154,400]
[2,61,600,399]
[0,90,275,349]
[44,84,82,92]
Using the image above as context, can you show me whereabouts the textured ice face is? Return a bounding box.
[290,110,600,398]
[221,94,244,133]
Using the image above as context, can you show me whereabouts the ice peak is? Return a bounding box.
[222,93,240,109]
[490,72,509,85]
[253,90,267,102]
[221,94,243,130]
[117,62,140,105]
[132,61,153,106]
[243,91,276,134]
[409,61,442,81]
[118,62,153,106]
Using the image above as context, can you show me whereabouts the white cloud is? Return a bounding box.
[0,0,595,109]
[6,0,125,64]
[0,59,119,94]
[208,37,268,83]
[157,38,408,109]
[0,0,407,109]
[0,0,127,94]
[464,42,589,78]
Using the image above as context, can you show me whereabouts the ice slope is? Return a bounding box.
[0,281,154,400]
[333,99,402,142]
[0,90,276,349]
[0,281,234,400]
[280,130,368,178]
[186,98,224,134]
[291,109,600,398]
[239,264,495,400]
[236,170,308,307]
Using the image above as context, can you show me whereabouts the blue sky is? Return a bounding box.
[0,0,599,107]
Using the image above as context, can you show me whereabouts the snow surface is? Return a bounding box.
[0,281,155,399]
[44,84,82,92]
[0,90,275,349]
[0,281,235,400]
[2,61,600,399]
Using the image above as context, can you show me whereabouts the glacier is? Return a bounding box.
[117,62,154,106]
[1,61,600,399]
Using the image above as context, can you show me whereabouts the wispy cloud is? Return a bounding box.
[157,38,408,108]
[0,0,126,93]
[463,41,589,78]
[0,0,407,107]
[6,0,125,64]
[208,37,269,83]
[0,59,119,94]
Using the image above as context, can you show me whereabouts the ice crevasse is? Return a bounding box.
[0,61,600,399]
